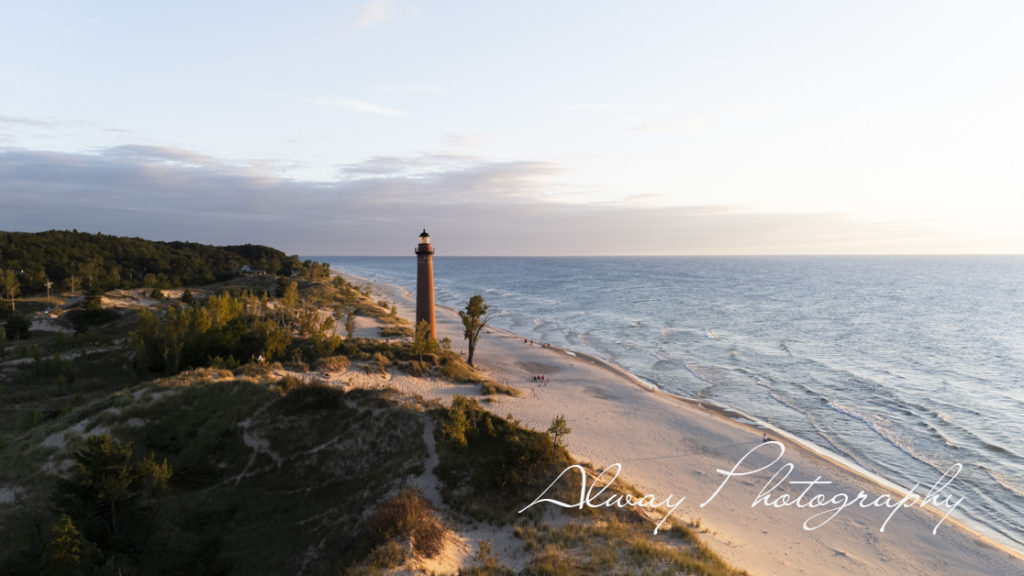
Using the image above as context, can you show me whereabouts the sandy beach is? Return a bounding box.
[347,272,1024,576]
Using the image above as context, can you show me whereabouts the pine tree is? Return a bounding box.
[547,415,572,448]
[40,514,101,576]
[459,295,490,367]
[0,268,19,311]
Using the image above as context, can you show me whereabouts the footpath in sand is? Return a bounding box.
[348,273,1024,576]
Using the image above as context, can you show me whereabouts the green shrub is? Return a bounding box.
[364,488,431,538]
[279,375,302,394]
[460,540,514,576]
[276,382,345,413]
[367,540,406,569]
[481,380,520,397]
[440,355,484,383]
[3,313,31,339]
[52,434,171,556]
[40,514,102,576]
[412,515,445,558]
[405,360,433,377]
[380,326,412,339]
[18,409,45,431]
[435,396,575,523]
[525,553,579,576]
[362,488,446,559]
[317,355,350,372]
[208,355,239,369]
[236,361,273,378]
[372,352,390,374]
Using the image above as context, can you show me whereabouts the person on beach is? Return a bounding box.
[762,433,769,443]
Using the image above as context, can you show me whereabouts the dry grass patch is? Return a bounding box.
[481,380,521,397]
[316,354,350,372]
[516,516,749,576]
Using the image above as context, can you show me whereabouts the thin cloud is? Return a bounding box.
[558,104,664,114]
[357,0,399,29]
[339,153,474,178]
[100,145,217,167]
[312,97,406,117]
[442,133,488,151]
[334,154,564,203]
[0,115,51,127]
[380,84,449,95]
[628,105,757,133]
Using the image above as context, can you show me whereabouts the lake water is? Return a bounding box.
[319,255,1024,552]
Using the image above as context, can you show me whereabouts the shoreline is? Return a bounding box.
[482,311,1024,563]
[338,269,1024,574]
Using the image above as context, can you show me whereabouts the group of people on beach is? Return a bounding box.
[524,338,553,349]
[532,375,548,385]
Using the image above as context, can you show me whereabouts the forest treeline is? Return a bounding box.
[0,230,309,293]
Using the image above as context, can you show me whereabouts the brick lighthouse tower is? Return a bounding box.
[415,229,437,340]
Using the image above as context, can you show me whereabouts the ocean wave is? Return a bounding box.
[779,340,792,355]
[768,389,812,419]
[924,423,958,449]
[981,466,1024,499]
[982,442,1009,454]
[925,408,1020,462]
[827,401,924,464]
[683,362,719,388]
[802,423,861,468]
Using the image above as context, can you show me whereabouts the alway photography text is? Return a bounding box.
[521,441,965,536]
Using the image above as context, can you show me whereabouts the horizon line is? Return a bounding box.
[307,252,1024,258]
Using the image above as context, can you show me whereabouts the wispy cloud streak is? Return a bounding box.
[0,115,51,127]
[312,97,406,117]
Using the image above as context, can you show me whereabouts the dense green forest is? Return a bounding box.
[0,230,306,293]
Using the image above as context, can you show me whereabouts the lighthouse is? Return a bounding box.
[415,229,437,340]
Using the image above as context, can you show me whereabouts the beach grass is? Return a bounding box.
[481,379,522,397]
[515,518,748,576]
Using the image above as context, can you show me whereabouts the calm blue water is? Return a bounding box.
[319,255,1024,550]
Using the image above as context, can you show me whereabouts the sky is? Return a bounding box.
[2,0,1023,255]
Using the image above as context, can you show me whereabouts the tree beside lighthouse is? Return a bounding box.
[459,294,490,367]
